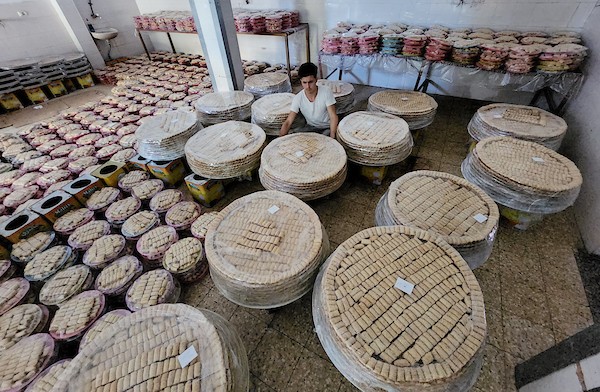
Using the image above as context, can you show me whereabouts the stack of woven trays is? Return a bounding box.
[313,226,486,392]
[468,104,568,151]
[194,91,254,125]
[259,133,348,200]
[251,93,305,135]
[368,90,438,130]
[337,111,413,166]
[375,171,499,269]
[316,79,355,115]
[461,137,583,215]
[52,304,249,391]
[134,109,200,161]
[244,73,292,98]
[185,121,266,179]
[205,191,329,308]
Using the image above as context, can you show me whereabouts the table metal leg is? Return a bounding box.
[137,30,151,60]
[285,35,292,80]
[167,32,176,53]
[305,25,311,63]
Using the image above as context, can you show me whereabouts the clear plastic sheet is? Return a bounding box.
[52,305,248,392]
[194,91,254,125]
[251,93,305,136]
[244,73,292,99]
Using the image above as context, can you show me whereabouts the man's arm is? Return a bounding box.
[279,111,298,137]
[327,104,339,139]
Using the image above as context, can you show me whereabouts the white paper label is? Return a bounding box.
[295,150,304,157]
[532,157,544,163]
[401,97,409,101]
[178,345,198,368]
[493,114,503,119]
[473,213,488,223]
[268,205,280,214]
[394,277,414,295]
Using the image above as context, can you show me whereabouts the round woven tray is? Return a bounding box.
[368,90,438,130]
[0,334,57,392]
[117,170,150,193]
[194,91,254,125]
[105,196,142,227]
[185,121,266,179]
[53,208,94,236]
[121,210,160,240]
[39,265,93,306]
[83,234,127,270]
[67,220,111,251]
[375,171,499,269]
[259,133,348,200]
[461,136,583,214]
[468,104,567,150]
[24,245,77,282]
[317,79,356,115]
[95,255,143,296]
[125,269,181,312]
[130,180,164,202]
[165,201,201,231]
[337,111,414,166]
[251,93,305,135]
[0,304,49,351]
[49,290,105,341]
[149,189,183,214]
[52,304,248,391]
[313,226,486,391]
[11,231,56,264]
[135,110,200,161]
[191,211,221,241]
[206,190,329,308]
[0,278,31,316]
[244,72,292,98]
[85,187,121,212]
[79,309,131,351]
[24,358,71,392]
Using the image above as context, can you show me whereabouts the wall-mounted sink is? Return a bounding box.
[91,28,118,40]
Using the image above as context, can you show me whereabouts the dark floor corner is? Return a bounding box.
[576,249,600,323]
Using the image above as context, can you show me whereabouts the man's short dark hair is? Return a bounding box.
[298,62,318,79]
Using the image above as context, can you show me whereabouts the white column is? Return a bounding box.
[50,0,105,69]
[189,0,244,92]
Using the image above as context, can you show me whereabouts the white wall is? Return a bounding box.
[0,0,79,62]
[72,0,146,60]
[562,5,600,255]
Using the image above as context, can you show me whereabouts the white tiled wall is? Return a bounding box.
[0,0,79,62]
[519,364,583,392]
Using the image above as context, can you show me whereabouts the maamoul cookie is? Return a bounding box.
[67,220,111,251]
[125,269,181,311]
[94,255,143,296]
[39,265,93,306]
[83,234,128,269]
[49,290,105,341]
[165,201,201,230]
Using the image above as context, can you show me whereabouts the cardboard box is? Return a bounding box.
[360,165,388,186]
[0,93,23,111]
[0,210,51,244]
[63,174,104,205]
[128,154,151,171]
[185,174,225,207]
[91,161,128,188]
[31,190,81,223]
[148,159,186,185]
[76,73,95,88]
[48,80,67,97]
[24,87,48,104]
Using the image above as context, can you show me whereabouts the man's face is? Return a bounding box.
[300,75,317,93]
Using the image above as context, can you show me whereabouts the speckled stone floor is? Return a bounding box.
[0,83,592,392]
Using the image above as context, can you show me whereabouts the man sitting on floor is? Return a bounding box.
[279,62,338,138]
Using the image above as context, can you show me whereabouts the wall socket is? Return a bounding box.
[17,11,29,17]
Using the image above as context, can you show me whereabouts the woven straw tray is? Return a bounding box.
[194,91,254,125]
[337,111,413,166]
[52,304,248,391]
[185,121,266,179]
[206,190,329,308]
[244,73,292,98]
[313,226,486,392]
[317,79,356,114]
[368,90,438,130]
[259,133,348,200]
[251,93,305,135]
[375,171,499,269]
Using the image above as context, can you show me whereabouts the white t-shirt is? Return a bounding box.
[290,86,336,128]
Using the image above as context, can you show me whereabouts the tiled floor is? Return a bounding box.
[0,84,593,392]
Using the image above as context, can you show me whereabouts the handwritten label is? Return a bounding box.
[401,97,409,101]
[473,213,488,223]
[295,150,304,157]
[394,277,414,295]
[532,157,544,163]
[268,205,280,214]
[178,345,198,368]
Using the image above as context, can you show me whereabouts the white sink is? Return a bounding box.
[91,28,118,40]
